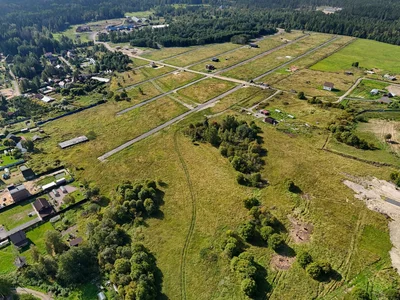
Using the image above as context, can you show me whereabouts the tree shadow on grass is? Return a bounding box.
[254,261,272,299]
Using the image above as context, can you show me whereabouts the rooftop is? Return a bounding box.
[59,136,89,149]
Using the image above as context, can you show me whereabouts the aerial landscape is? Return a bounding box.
[0,0,400,299]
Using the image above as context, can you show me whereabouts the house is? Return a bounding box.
[14,256,27,268]
[6,133,21,144]
[384,74,396,81]
[8,184,30,202]
[260,110,270,115]
[20,165,35,180]
[323,82,334,91]
[150,62,157,68]
[249,43,259,48]
[69,237,83,247]
[379,96,392,104]
[9,231,28,249]
[33,198,54,219]
[211,57,219,62]
[264,117,279,125]
[206,64,216,71]
[41,95,55,103]
[370,89,379,95]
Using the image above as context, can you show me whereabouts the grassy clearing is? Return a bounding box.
[260,36,356,85]
[0,200,36,230]
[154,71,204,91]
[221,33,333,81]
[206,86,274,114]
[190,31,305,72]
[164,43,240,67]
[109,66,174,91]
[28,97,189,173]
[311,38,400,74]
[349,79,390,99]
[39,108,395,299]
[125,10,153,18]
[142,47,199,61]
[58,283,98,300]
[25,222,54,254]
[0,246,17,274]
[274,69,356,97]
[130,58,149,67]
[176,78,237,104]
[53,26,91,43]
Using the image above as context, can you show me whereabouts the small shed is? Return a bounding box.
[14,256,27,268]
[249,43,259,48]
[211,57,219,62]
[69,237,83,247]
[370,89,379,95]
[98,292,106,300]
[260,110,270,115]
[264,117,279,125]
[323,82,334,91]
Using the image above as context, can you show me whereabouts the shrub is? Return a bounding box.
[351,287,370,300]
[243,197,260,210]
[241,278,256,297]
[268,233,284,251]
[297,251,312,268]
[259,226,274,242]
[306,262,322,279]
[238,222,255,241]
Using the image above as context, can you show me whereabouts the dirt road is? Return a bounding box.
[16,287,53,300]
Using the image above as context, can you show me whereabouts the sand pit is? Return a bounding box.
[288,216,313,244]
[271,254,295,270]
[343,177,400,275]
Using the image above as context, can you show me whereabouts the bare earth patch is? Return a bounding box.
[388,85,400,96]
[364,119,400,154]
[270,254,296,270]
[288,216,314,244]
[343,177,400,275]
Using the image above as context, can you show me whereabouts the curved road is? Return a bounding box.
[16,287,53,300]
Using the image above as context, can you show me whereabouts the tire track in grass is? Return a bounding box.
[174,131,197,300]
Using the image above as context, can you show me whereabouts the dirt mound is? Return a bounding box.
[288,216,313,244]
[343,177,400,275]
[270,254,295,270]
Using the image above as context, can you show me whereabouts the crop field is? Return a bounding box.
[176,78,237,104]
[29,97,189,173]
[311,38,400,74]
[154,71,204,91]
[259,36,356,85]
[0,200,35,230]
[349,79,390,99]
[189,31,306,72]
[164,42,240,67]
[109,66,174,90]
[221,33,334,81]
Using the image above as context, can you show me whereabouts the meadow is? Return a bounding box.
[221,33,333,81]
[0,200,36,230]
[349,79,390,99]
[311,38,400,73]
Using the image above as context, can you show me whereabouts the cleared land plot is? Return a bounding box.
[259,36,355,85]
[311,39,400,74]
[357,119,400,155]
[28,97,189,172]
[164,43,240,67]
[221,33,333,81]
[142,47,199,61]
[189,31,305,72]
[273,68,356,97]
[154,71,204,91]
[53,26,91,43]
[344,99,388,112]
[176,78,237,104]
[0,200,36,230]
[131,58,149,67]
[206,86,275,114]
[349,79,390,100]
[109,66,174,90]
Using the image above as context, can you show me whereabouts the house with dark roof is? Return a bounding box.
[323,82,334,91]
[69,237,83,247]
[264,117,279,125]
[8,184,30,202]
[6,133,21,144]
[9,231,28,248]
[20,166,35,180]
[33,198,54,219]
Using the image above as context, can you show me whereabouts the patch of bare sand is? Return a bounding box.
[288,216,313,244]
[388,85,400,96]
[270,254,295,270]
[343,177,400,275]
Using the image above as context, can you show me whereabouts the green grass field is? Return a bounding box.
[0,200,36,230]
[164,43,240,67]
[349,79,390,99]
[0,246,17,274]
[311,38,400,73]
[176,78,237,104]
[154,71,204,91]
[221,33,333,81]
[142,46,199,61]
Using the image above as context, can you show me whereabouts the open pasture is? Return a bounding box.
[154,71,204,91]
[221,33,334,81]
[311,38,400,74]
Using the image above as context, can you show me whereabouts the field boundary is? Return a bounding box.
[174,132,197,300]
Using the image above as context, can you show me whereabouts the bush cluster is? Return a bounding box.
[186,116,266,187]
[230,252,260,298]
[329,119,375,150]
